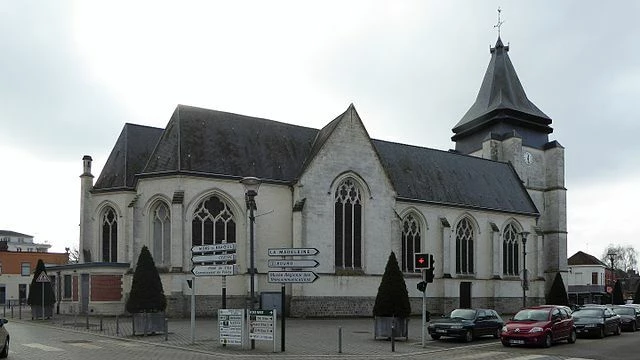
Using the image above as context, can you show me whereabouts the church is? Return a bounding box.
[61,35,567,317]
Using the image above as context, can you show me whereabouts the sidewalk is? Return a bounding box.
[10,309,447,358]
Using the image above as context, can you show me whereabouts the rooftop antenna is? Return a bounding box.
[494,7,504,37]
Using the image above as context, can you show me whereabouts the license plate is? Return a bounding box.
[436,329,447,333]
[510,339,524,345]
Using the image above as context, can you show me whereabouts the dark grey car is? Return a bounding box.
[428,308,504,342]
[611,305,640,332]
[573,305,621,338]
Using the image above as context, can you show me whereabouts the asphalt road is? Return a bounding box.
[4,319,640,360]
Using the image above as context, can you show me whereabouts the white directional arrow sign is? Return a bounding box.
[267,259,319,268]
[192,253,237,263]
[192,243,237,253]
[191,264,238,276]
[267,271,319,283]
[267,248,319,256]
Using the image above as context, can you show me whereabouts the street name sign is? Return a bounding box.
[192,253,237,263]
[191,264,238,276]
[268,247,319,256]
[267,259,319,268]
[267,271,319,283]
[192,243,237,253]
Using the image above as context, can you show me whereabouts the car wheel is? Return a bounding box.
[501,340,511,347]
[430,334,441,340]
[464,330,473,342]
[615,324,621,336]
[598,327,605,338]
[0,338,8,359]
[567,329,576,344]
[543,333,552,348]
[493,328,501,339]
[632,322,637,332]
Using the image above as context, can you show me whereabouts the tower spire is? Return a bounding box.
[494,7,504,38]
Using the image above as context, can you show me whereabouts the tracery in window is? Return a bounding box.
[401,214,421,272]
[455,217,474,274]
[334,178,362,269]
[192,195,236,246]
[152,202,171,265]
[102,207,118,262]
[502,223,519,276]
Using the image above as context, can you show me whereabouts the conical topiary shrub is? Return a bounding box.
[612,280,625,305]
[634,282,640,304]
[27,259,56,319]
[373,252,411,340]
[373,251,411,317]
[126,245,166,314]
[545,272,569,306]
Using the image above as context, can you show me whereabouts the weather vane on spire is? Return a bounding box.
[494,7,504,37]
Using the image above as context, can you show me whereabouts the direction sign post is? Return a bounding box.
[36,272,50,321]
[267,271,319,283]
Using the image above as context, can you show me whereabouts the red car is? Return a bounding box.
[501,305,576,348]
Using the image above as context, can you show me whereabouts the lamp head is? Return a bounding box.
[240,177,262,195]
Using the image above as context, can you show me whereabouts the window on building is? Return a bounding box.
[101,206,118,262]
[401,214,421,272]
[63,275,72,299]
[21,262,30,276]
[502,223,519,276]
[18,284,27,305]
[334,178,363,270]
[192,195,236,246]
[152,201,171,265]
[592,272,598,285]
[455,217,474,274]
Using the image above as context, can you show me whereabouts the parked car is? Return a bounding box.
[572,305,621,338]
[500,305,576,348]
[610,305,640,332]
[428,308,504,342]
[0,318,8,358]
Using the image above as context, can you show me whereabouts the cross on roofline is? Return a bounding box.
[494,7,504,37]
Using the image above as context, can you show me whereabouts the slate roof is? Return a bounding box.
[93,124,164,190]
[568,251,607,266]
[0,230,33,238]
[93,105,538,216]
[453,37,553,141]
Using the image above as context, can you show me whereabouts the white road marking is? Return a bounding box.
[503,355,548,360]
[70,343,103,349]
[22,343,64,351]
[455,351,507,359]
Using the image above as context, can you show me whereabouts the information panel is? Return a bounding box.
[218,308,245,345]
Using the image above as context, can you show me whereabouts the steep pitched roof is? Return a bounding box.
[93,104,538,216]
[0,230,33,238]
[453,37,552,145]
[140,105,317,182]
[93,124,164,191]
[568,251,607,266]
[373,140,538,215]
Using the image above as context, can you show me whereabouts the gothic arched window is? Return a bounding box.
[152,201,171,266]
[502,223,519,276]
[455,217,474,274]
[101,207,117,262]
[402,214,421,272]
[192,195,236,246]
[334,178,363,269]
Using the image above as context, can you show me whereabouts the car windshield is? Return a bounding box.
[448,309,476,320]
[614,307,635,316]
[572,309,603,318]
[512,309,549,321]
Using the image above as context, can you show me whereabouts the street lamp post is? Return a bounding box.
[607,252,616,288]
[520,231,529,309]
[240,176,261,349]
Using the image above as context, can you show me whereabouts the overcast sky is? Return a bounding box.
[1,1,638,264]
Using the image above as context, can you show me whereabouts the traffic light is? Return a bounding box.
[414,253,431,269]
[417,281,427,292]
[425,268,435,283]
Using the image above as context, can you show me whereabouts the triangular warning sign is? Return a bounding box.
[36,272,50,282]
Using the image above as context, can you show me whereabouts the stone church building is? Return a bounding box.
[58,36,567,317]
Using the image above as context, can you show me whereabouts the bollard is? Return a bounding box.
[165,317,168,341]
[391,322,395,352]
[86,313,89,329]
[116,315,120,335]
[10,304,13,318]
[337,326,343,353]
[100,315,103,331]
[19,303,21,320]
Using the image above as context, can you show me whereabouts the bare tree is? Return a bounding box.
[601,244,638,272]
